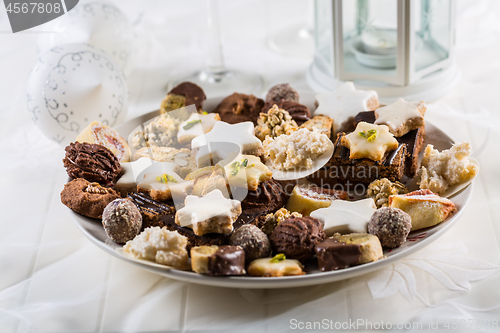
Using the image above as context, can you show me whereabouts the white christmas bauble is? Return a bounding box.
[27,43,128,145]
[38,1,135,75]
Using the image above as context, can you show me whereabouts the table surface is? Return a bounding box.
[1,0,500,332]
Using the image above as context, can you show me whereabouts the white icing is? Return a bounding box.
[177,113,220,144]
[138,171,193,208]
[218,153,272,196]
[135,161,178,184]
[344,122,399,161]
[374,98,424,132]
[176,189,241,227]
[310,198,377,236]
[314,82,378,134]
[115,157,153,191]
[138,171,185,191]
[191,121,262,166]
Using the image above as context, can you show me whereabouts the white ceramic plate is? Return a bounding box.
[69,94,474,289]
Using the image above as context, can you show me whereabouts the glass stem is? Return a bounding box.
[206,0,227,80]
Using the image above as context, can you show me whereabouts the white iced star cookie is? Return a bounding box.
[115,158,179,196]
[191,121,262,166]
[219,154,273,192]
[137,171,193,205]
[177,112,221,145]
[114,157,154,195]
[374,98,426,137]
[175,189,242,236]
[314,82,378,135]
[341,122,398,161]
[310,198,377,236]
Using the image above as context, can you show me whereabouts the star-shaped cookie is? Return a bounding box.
[191,121,262,166]
[314,82,378,134]
[175,189,242,236]
[341,122,399,161]
[310,198,377,236]
[374,98,426,137]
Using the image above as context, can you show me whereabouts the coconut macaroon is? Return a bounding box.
[415,142,479,195]
[123,227,190,270]
[263,127,330,171]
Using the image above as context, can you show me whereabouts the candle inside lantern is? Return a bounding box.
[361,28,397,55]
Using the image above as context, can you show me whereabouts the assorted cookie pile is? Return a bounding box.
[61,81,479,277]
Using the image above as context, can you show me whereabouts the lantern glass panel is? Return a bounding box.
[341,0,399,77]
[414,0,451,72]
[315,0,334,76]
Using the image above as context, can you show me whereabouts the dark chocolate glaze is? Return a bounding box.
[169,82,206,111]
[127,192,174,215]
[207,245,246,276]
[315,238,362,271]
[354,111,376,124]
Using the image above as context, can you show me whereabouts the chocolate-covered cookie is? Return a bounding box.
[270,216,325,262]
[168,82,206,111]
[61,178,120,219]
[63,142,122,184]
[213,93,264,125]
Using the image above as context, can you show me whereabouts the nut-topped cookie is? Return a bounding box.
[61,178,120,219]
[254,105,298,141]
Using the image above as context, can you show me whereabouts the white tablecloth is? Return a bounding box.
[1,0,500,332]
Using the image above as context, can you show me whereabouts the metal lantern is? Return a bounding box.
[307,0,460,101]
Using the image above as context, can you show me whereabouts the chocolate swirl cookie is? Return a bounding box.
[63,142,122,184]
[241,179,288,213]
[270,216,325,262]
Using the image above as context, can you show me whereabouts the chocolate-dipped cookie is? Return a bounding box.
[191,245,246,276]
[160,82,206,113]
[270,216,325,262]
